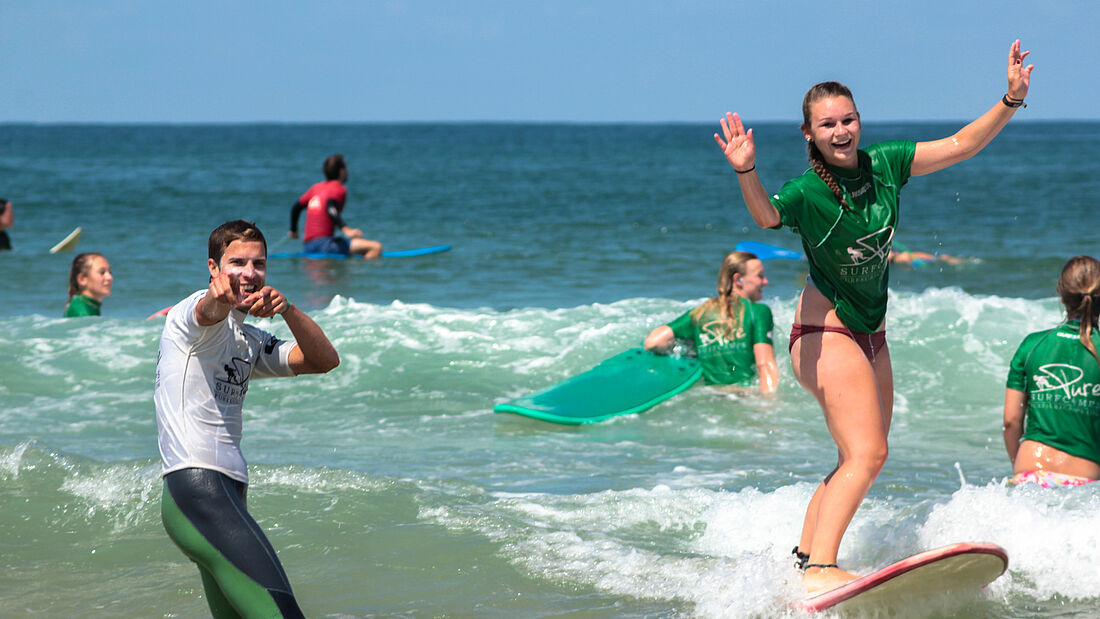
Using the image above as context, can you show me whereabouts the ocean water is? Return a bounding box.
[1,122,1098,617]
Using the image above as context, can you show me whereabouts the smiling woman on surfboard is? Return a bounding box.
[715,40,1034,594]
[644,250,777,393]
[1004,255,1100,488]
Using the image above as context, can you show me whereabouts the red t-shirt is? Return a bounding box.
[298,180,347,242]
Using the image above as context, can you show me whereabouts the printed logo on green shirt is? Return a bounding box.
[1034,363,1100,401]
[844,226,894,265]
[698,319,745,346]
[837,225,894,283]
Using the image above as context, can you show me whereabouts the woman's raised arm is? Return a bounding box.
[715,112,781,229]
[911,40,1034,177]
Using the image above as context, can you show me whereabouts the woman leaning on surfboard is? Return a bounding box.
[715,40,1033,594]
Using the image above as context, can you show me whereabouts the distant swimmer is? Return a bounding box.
[1003,255,1100,488]
[644,250,778,393]
[63,252,112,317]
[155,220,340,618]
[715,39,1033,594]
[887,241,965,266]
[289,153,383,259]
[0,198,12,251]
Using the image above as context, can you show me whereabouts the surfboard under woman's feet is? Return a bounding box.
[802,564,859,595]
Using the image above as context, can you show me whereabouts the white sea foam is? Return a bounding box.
[0,441,32,479]
[920,478,1100,602]
[252,464,395,494]
[421,483,853,617]
[59,460,161,532]
[418,468,1099,617]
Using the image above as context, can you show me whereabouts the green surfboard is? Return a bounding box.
[494,348,702,425]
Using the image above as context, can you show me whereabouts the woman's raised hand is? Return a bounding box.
[1007,39,1033,101]
[714,112,756,173]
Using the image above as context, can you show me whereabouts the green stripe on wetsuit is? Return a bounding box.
[161,470,304,618]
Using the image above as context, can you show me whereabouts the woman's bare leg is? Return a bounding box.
[792,330,891,594]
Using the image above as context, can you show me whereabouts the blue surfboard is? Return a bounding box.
[382,245,452,258]
[735,240,804,261]
[270,244,452,259]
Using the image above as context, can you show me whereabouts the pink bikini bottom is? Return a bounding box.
[1011,470,1096,488]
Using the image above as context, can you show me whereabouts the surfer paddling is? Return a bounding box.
[715,40,1033,594]
[289,153,383,259]
[644,250,778,393]
[155,220,339,617]
[1004,255,1100,487]
[887,244,965,266]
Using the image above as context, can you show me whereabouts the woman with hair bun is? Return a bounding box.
[715,40,1034,593]
[1004,255,1100,488]
[64,252,113,317]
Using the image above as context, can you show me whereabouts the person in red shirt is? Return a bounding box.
[289,154,382,259]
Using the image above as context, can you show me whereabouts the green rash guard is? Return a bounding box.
[64,294,101,317]
[667,298,774,386]
[1007,320,1100,465]
[769,140,916,333]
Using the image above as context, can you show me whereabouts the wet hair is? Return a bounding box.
[689,251,760,339]
[323,154,346,181]
[1056,255,1100,367]
[208,220,267,264]
[802,81,857,212]
[68,252,104,301]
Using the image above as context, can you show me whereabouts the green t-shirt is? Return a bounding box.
[1006,321,1100,465]
[64,294,101,317]
[667,297,774,386]
[770,140,916,333]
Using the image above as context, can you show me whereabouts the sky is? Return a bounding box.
[0,1,1093,123]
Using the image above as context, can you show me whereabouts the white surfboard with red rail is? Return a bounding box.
[798,542,1008,613]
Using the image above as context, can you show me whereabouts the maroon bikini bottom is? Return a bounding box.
[789,324,887,362]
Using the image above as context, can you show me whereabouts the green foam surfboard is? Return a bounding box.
[494,348,702,425]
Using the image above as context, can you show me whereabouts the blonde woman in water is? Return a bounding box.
[645,250,777,393]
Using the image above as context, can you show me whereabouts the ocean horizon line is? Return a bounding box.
[2,118,1098,128]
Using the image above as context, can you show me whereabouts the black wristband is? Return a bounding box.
[735,164,756,174]
[1002,94,1026,109]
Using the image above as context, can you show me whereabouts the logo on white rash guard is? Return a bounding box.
[214,357,252,404]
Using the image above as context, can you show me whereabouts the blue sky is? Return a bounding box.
[0,1,1090,123]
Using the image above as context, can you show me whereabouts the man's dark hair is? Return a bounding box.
[208,220,267,263]
[323,154,346,181]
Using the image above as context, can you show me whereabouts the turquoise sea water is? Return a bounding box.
[1,122,1099,617]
